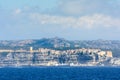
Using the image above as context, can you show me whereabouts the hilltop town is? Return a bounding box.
[0,37,120,57]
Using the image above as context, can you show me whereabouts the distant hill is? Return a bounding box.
[0,37,120,57]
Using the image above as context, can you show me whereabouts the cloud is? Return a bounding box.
[29,13,120,29]
[11,5,120,29]
[14,8,22,14]
[58,0,93,15]
[57,0,120,16]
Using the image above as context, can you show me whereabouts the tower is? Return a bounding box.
[30,47,33,52]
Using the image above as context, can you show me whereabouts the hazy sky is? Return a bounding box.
[0,0,120,40]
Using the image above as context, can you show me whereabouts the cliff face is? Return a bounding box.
[0,48,112,66]
[1,37,120,66]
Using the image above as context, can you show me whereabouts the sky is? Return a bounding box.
[0,0,120,40]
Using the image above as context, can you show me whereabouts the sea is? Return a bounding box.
[0,67,120,80]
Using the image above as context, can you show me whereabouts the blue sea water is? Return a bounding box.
[0,67,120,80]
